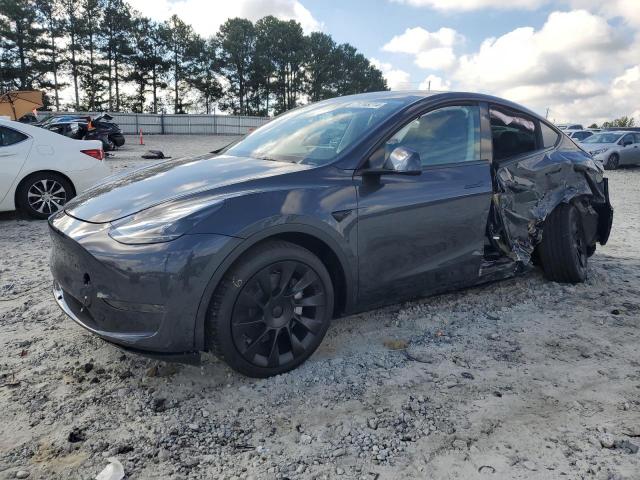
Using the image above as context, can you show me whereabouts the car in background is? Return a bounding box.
[579,131,640,169]
[49,91,613,377]
[0,118,109,218]
[557,123,584,131]
[39,113,125,151]
[568,130,595,142]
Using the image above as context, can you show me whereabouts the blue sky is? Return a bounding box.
[129,0,640,125]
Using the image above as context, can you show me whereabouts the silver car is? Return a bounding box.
[579,131,640,170]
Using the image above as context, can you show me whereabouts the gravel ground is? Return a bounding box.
[0,138,639,479]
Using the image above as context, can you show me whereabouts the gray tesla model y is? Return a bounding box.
[50,91,613,377]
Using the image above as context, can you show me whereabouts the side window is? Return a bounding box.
[541,122,560,147]
[0,126,28,147]
[382,105,481,168]
[634,133,640,143]
[490,107,537,161]
[621,134,634,145]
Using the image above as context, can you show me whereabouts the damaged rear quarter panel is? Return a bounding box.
[494,137,609,263]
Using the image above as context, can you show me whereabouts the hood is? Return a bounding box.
[578,142,614,153]
[65,154,310,223]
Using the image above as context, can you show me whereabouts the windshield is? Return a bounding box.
[582,133,622,144]
[225,96,413,166]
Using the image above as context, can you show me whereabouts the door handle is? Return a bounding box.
[0,152,15,157]
[464,181,483,189]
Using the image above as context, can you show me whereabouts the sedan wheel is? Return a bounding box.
[605,153,619,170]
[17,173,74,219]
[207,240,334,377]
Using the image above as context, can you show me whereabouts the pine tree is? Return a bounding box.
[0,0,49,91]
[217,18,255,115]
[34,0,67,110]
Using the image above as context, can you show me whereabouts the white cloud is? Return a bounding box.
[370,58,412,90]
[415,47,457,70]
[447,8,640,124]
[569,0,640,28]
[127,0,322,37]
[390,0,545,11]
[382,27,462,54]
[382,27,462,71]
[454,10,626,90]
[380,8,639,124]
[418,74,451,91]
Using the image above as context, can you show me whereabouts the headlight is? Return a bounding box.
[109,196,225,244]
[589,148,609,156]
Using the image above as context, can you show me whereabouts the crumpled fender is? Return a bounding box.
[493,148,610,263]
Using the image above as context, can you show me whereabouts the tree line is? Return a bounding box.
[588,116,636,129]
[0,0,388,116]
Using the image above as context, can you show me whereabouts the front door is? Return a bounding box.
[355,104,492,305]
[618,133,638,165]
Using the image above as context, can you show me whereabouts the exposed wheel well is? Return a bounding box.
[13,170,77,209]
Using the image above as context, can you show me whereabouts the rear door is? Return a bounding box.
[355,103,493,305]
[0,125,33,205]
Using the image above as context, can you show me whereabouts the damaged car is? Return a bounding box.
[49,91,613,377]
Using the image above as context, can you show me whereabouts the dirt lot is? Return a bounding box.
[1,136,639,479]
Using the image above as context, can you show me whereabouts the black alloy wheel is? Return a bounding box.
[207,240,334,377]
[231,261,327,368]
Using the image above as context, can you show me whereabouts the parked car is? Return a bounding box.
[557,123,584,131]
[40,113,125,151]
[0,118,109,218]
[579,131,640,169]
[568,130,595,141]
[49,91,613,377]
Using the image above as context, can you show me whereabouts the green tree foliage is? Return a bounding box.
[162,14,201,113]
[0,2,387,115]
[600,116,636,128]
[217,17,255,115]
[34,0,67,110]
[0,0,49,90]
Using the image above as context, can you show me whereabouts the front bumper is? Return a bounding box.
[49,211,240,352]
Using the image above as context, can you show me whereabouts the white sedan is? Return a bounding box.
[0,118,109,219]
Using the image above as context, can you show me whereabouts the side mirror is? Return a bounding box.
[383,146,422,174]
[623,140,633,147]
[362,146,422,176]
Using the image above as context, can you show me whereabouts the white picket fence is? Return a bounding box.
[37,111,270,135]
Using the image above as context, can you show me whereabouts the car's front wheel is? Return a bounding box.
[538,203,588,283]
[605,153,619,170]
[16,172,75,219]
[207,240,334,377]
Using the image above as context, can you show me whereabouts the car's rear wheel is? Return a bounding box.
[538,203,588,283]
[16,172,74,219]
[605,153,619,170]
[207,240,334,377]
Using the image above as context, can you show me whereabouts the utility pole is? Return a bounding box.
[545,107,550,119]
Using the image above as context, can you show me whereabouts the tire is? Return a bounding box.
[16,172,75,220]
[538,203,588,283]
[206,240,334,377]
[605,153,619,170]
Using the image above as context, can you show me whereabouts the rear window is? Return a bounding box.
[490,107,537,161]
[0,126,28,146]
[541,122,560,147]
